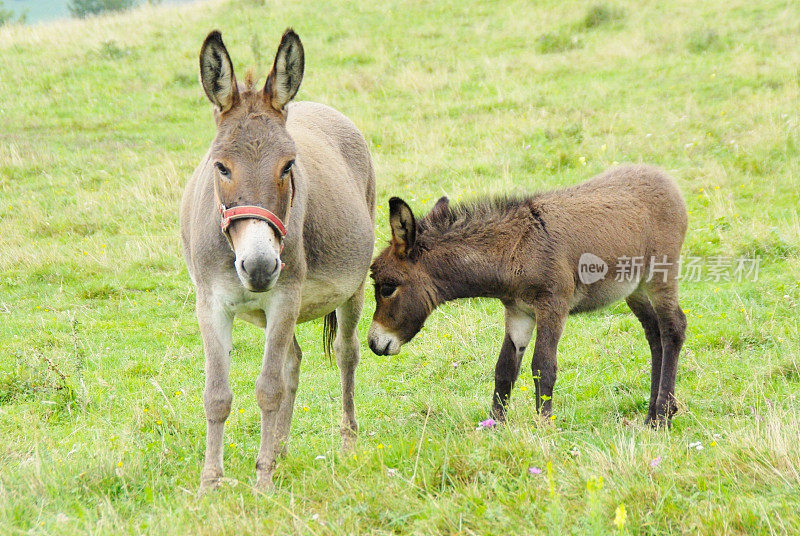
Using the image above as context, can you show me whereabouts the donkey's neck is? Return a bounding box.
[420,207,547,304]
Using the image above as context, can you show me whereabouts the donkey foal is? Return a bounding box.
[368,165,687,426]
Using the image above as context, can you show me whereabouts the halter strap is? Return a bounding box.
[219,204,287,236]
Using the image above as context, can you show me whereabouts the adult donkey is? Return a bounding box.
[181,29,375,491]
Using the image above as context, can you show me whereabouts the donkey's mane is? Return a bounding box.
[417,195,546,240]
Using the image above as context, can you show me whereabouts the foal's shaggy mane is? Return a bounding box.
[417,195,548,240]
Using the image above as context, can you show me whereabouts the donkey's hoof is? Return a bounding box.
[341,433,357,453]
[645,414,672,430]
[197,477,222,497]
[490,407,508,423]
[254,474,275,493]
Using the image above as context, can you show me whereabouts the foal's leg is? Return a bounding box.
[334,284,365,451]
[255,290,300,490]
[530,300,568,418]
[626,290,663,423]
[491,307,535,421]
[196,293,234,493]
[649,282,687,427]
[274,336,302,458]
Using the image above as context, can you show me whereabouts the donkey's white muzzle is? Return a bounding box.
[367,322,402,355]
[231,220,282,292]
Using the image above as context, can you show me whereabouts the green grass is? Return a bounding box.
[1,0,799,534]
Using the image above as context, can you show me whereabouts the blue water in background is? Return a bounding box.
[5,0,196,24]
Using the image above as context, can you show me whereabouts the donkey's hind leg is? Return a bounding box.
[334,283,365,450]
[648,280,687,427]
[274,336,302,458]
[626,290,663,424]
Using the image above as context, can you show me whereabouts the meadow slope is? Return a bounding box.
[0,0,799,534]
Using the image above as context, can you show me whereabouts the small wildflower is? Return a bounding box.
[315,455,326,460]
[477,418,496,429]
[550,414,556,421]
[387,468,397,477]
[155,419,162,425]
[688,441,704,451]
[229,442,236,448]
[377,443,384,450]
[239,408,245,414]
[586,475,604,491]
[650,456,662,467]
[569,446,581,457]
[528,466,542,475]
[302,406,310,412]
[710,441,717,447]
[117,461,123,468]
[614,503,627,529]
[519,385,528,391]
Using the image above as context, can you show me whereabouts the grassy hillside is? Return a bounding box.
[1,0,799,534]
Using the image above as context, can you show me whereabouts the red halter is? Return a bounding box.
[219,204,287,237]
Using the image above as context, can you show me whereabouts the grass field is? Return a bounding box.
[1,0,799,534]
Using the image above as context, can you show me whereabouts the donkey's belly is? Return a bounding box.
[297,273,363,323]
[570,277,640,313]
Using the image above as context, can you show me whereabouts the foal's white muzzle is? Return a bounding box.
[367,321,403,356]
[231,220,283,292]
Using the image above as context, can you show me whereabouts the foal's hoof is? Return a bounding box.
[489,407,508,423]
[644,414,672,430]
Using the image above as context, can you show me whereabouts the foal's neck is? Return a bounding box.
[421,207,546,304]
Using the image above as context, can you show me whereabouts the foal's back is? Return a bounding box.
[536,165,687,312]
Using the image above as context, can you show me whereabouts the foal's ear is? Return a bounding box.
[430,196,450,219]
[264,28,305,112]
[389,197,417,258]
[200,31,239,113]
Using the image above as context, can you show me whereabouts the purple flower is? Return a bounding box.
[478,418,496,429]
[528,466,542,475]
[650,456,662,467]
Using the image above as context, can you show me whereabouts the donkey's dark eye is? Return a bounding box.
[379,284,397,298]
[215,162,231,179]
[281,160,294,179]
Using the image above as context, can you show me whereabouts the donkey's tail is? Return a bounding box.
[322,311,338,362]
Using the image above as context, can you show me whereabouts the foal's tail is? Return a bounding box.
[322,311,338,362]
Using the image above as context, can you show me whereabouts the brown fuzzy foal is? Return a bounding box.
[368,165,688,426]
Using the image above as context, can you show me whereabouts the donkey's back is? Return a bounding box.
[539,165,687,313]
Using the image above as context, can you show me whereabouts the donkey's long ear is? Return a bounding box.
[199,31,239,113]
[264,29,304,112]
[389,197,417,258]
[430,196,450,220]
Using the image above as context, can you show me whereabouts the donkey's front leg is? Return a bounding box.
[196,293,234,494]
[255,291,300,490]
[530,300,568,418]
[491,307,535,421]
